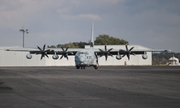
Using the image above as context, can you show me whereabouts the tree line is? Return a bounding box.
[48,34,129,48]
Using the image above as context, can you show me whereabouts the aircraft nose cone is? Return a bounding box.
[79,57,85,63]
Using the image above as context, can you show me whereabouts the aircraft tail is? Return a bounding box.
[90,22,94,47]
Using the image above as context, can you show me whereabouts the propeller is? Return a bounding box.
[94,52,99,66]
[59,46,72,60]
[37,44,49,60]
[98,45,113,61]
[119,44,134,60]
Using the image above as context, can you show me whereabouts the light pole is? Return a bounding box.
[19,28,28,47]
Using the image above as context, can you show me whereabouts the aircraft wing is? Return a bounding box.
[6,47,82,55]
[93,45,170,60]
[6,44,170,60]
[6,46,83,60]
[93,44,170,55]
[110,49,170,55]
[94,48,169,57]
[46,48,83,55]
[6,47,40,53]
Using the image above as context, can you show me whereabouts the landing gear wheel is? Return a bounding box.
[93,65,98,69]
[76,66,80,69]
[81,66,85,69]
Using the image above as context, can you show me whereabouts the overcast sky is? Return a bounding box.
[0,0,180,52]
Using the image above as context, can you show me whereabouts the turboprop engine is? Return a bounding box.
[119,44,134,60]
[26,54,32,59]
[142,52,148,59]
[98,45,113,61]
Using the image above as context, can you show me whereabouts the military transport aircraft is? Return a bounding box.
[6,23,170,69]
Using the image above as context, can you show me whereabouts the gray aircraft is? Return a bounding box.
[6,23,170,69]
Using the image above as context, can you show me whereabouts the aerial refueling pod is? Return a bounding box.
[116,51,122,60]
[142,52,148,59]
[26,53,32,59]
[116,55,122,60]
[52,53,59,60]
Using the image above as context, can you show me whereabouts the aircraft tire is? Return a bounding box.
[93,65,98,69]
[76,66,80,69]
[81,66,85,69]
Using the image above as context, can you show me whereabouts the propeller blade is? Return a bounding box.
[37,46,42,52]
[45,53,49,58]
[127,54,130,60]
[60,55,63,59]
[43,44,46,51]
[94,52,99,65]
[132,53,136,56]
[65,55,68,60]
[125,44,128,51]
[129,47,134,52]
[109,54,113,57]
[99,54,103,57]
[107,48,113,52]
[98,48,104,52]
[61,46,64,51]
[105,55,108,61]
[40,54,44,60]
[65,47,69,52]
[122,54,126,58]
[105,45,107,51]
[119,49,125,53]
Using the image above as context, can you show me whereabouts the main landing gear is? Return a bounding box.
[93,65,98,69]
[76,65,85,69]
[76,65,98,69]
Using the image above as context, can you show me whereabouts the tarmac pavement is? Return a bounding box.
[0,66,180,108]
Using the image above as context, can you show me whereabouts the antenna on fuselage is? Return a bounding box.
[90,22,94,47]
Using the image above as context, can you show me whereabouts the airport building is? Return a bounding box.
[0,45,152,67]
[168,56,180,66]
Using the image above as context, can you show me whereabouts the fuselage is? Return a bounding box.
[75,48,97,69]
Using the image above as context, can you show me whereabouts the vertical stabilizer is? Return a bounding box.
[90,22,94,47]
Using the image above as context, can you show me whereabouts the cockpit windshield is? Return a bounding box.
[76,51,88,56]
[79,52,88,54]
[76,51,89,56]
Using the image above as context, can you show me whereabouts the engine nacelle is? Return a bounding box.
[52,55,59,60]
[26,54,32,59]
[142,53,148,59]
[116,55,122,60]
